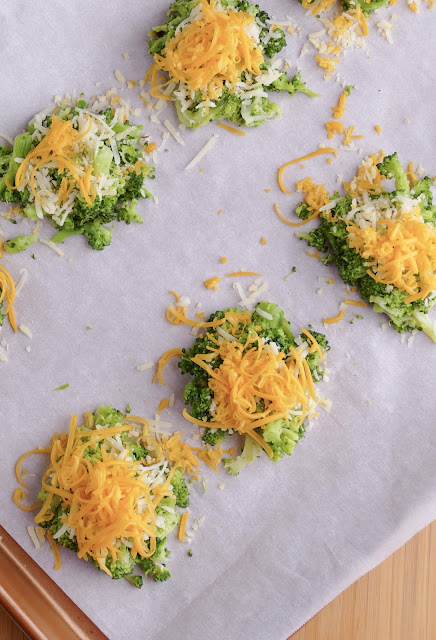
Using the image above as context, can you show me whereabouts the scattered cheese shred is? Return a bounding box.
[344,299,367,307]
[323,309,345,324]
[226,271,261,277]
[216,122,246,136]
[277,148,338,194]
[274,201,320,227]
[166,304,227,328]
[185,134,218,169]
[332,89,349,119]
[375,124,382,135]
[178,512,189,541]
[46,530,61,570]
[407,162,418,187]
[153,348,184,385]
[204,276,221,290]
[0,264,17,332]
[154,0,264,99]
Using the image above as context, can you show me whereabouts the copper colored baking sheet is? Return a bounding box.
[0,525,108,640]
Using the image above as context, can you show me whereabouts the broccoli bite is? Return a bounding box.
[17,405,190,585]
[180,302,330,474]
[0,95,154,252]
[296,153,436,341]
[148,0,317,129]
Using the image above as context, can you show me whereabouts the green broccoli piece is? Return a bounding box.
[170,469,190,508]
[377,153,410,193]
[0,298,5,327]
[0,133,32,201]
[125,575,143,588]
[103,544,136,579]
[136,556,171,582]
[94,405,125,427]
[252,301,295,352]
[82,222,112,251]
[4,233,37,253]
[202,428,228,446]
[183,380,214,420]
[156,497,180,536]
[342,0,389,14]
[148,0,199,55]
[269,71,319,98]
[262,418,305,462]
[296,228,329,253]
[50,229,82,244]
[224,434,263,476]
[117,200,143,224]
[261,28,287,57]
[296,202,314,221]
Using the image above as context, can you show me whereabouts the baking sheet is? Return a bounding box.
[1,1,436,639]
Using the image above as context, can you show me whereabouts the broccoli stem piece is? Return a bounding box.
[377,153,410,193]
[4,233,37,253]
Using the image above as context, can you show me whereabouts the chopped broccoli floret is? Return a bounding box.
[94,405,125,427]
[170,469,190,508]
[125,575,143,588]
[82,222,112,251]
[202,428,228,446]
[224,434,263,476]
[136,556,171,582]
[4,233,37,253]
[103,545,136,579]
[262,418,305,462]
[377,153,410,193]
[269,71,319,98]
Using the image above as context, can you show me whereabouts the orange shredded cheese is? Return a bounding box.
[153,348,184,385]
[332,90,349,119]
[261,237,267,245]
[407,162,418,187]
[146,142,157,153]
[154,0,264,100]
[347,213,436,303]
[274,201,320,227]
[178,511,189,541]
[408,2,418,11]
[325,121,344,139]
[46,530,61,571]
[204,276,221,290]
[343,125,364,146]
[278,148,338,194]
[167,305,227,328]
[189,330,315,436]
[0,264,18,332]
[323,309,345,324]
[12,488,43,512]
[296,177,330,216]
[374,125,382,135]
[226,271,261,277]
[301,328,324,359]
[157,398,170,414]
[216,122,247,136]
[150,64,173,100]
[11,115,96,206]
[315,55,339,72]
[344,299,367,307]
[344,151,385,196]
[31,415,178,572]
[220,256,228,263]
[305,250,322,259]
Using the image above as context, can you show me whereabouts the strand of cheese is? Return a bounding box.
[0,264,17,332]
[12,488,43,512]
[226,271,261,277]
[46,530,62,570]
[323,309,345,324]
[216,122,247,136]
[154,0,264,99]
[178,511,189,541]
[344,299,367,307]
[166,304,227,328]
[274,201,320,227]
[278,148,338,193]
[301,328,324,359]
[152,348,184,385]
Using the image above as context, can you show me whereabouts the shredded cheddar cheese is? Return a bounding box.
[323,309,345,324]
[216,122,247,136]
[226,271,261,277]
[278,148,338,194]
[347,213,436,303]
[12,115,96,206]
[153,348,184,385]
[344,299,367,307]
[154,0,264,100]
[332,89,349,119]
[178,512,189,541]
[0,264,17,332]
[46,530,62,570]
[204,276,221,290]
[188,330,316,438]
[407,162,418,187]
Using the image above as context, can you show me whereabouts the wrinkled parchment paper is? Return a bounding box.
[1,2,436,639]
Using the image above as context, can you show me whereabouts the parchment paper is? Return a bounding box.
[1,2,436,639]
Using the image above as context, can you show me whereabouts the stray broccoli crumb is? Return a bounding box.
[54,384,69,391]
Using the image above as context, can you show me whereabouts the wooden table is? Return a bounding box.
[1,520,435,640]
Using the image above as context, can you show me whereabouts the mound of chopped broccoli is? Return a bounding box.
[0,96,154,251]
[180,302,329,474]
[296,153,436,341]
[148,0,317,129]
[31,405,190,585]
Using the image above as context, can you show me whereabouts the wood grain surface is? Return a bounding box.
[1,520,435,640]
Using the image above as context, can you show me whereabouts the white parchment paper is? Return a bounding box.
[1,2,436,639]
